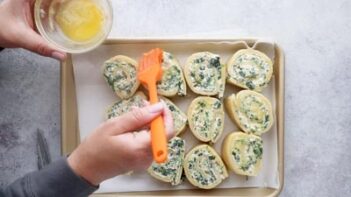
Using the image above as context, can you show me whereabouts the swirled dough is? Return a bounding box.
[227,49,273,92]
[156,51,187,97]
[184,52,225,98]
[225,90,274,135]
[222,132,263,176]
[188,97,224,143]
[147,137,185,185]
[184,144,228,189]
[161,97,187,136]
[102,55,140,99]
[106,91,146,120]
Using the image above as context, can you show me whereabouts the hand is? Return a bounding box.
[67,102,175,186]
[0,0,66,60]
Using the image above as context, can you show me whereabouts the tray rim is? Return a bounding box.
[60,37,285,197]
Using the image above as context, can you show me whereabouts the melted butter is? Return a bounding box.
[55,0,104,42]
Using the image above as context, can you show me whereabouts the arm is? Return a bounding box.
[1,158,97,197]
[1,102,174,196]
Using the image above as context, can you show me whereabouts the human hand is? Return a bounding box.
[67,102,175,186]
[0,0,66,60]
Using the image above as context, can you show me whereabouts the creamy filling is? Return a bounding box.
[164,100,187,135]
[150,137,185,185]
[107,94,145,119]
[231,136,263,174]
[187,147,226,186]
[189,54,223,94]
[229,53,271,90]
[235,94,271,135]
[103,61,137,97]
[191,99,223,142]
[157,52,186,96]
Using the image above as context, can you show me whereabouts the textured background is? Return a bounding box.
[1,0,351,196]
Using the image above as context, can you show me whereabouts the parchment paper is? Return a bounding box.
[72,40,280,193]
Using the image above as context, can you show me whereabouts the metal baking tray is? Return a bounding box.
[61,38,284,197]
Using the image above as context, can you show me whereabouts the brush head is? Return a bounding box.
[138,48,164,83]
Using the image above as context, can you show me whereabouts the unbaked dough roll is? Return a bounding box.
[227,49,273,92]
[187,96,224,143]
[156,51,187,97]
[102,55,140,99]
[225,90,274,136]
[147,137,185,185]
[184,144,228,189]
[222,132,263,176]
[106,91,146,119]
[184,52,225,98]
[160,97,187,136]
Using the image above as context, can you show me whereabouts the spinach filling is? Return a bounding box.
[157,52,186,96]
[188,147,225,186]
[163,99,187,134]
[191,98,223,141]
[107,95,145,119]
[231,137,263,172]
[230,52,271,90]
[238,94,271,134]
[157,66,184,94]
[189,54,222,93]
[104,62,137,95]
[150,138,185,185]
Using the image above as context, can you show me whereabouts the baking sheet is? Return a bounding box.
[71,40,280,193]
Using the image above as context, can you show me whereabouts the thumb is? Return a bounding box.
[20,29,66,61]
[106,102,165,135]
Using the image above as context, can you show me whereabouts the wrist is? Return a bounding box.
[67,153,101,187]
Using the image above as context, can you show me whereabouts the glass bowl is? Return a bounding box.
[34,0,113,53]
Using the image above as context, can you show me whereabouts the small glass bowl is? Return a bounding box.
[34,0,113,53]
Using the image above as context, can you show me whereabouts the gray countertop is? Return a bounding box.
[1,0,351,196]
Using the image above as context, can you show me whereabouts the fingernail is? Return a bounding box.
[148,102,164,113]
[52,51,66,61]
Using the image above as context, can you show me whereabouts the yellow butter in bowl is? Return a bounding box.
[34,0,112,53]
[55,0,104,42]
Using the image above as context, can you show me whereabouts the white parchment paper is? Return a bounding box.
[72,40,280,193]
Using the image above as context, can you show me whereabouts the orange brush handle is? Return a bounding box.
[149,82,168,163]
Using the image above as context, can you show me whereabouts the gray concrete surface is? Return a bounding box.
[1,0,351,196]
[0,49,61,187]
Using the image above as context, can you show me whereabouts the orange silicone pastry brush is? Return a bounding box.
[138,48,168,163]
